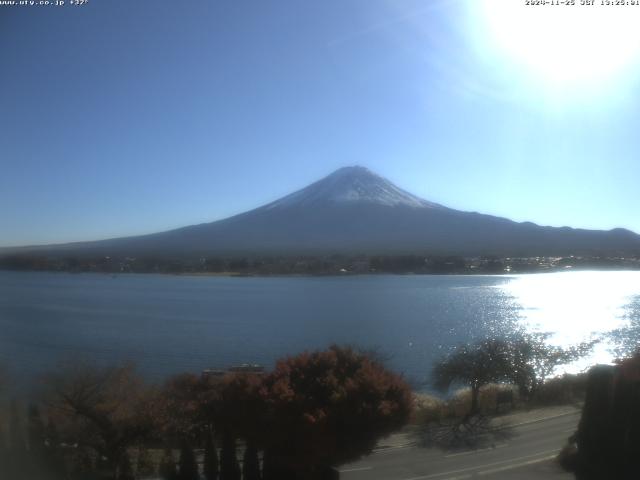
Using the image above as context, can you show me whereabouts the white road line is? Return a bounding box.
[373,443,417,455]
[338,466,373,473]
[478,453,558,476]
[400,449,560,480]
[444,444,508,458]
[507,411,580,429]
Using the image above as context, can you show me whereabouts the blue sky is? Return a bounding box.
[2,0,640,247]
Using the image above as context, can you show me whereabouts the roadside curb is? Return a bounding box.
[495,409,581,430]
[373,441,417,452]
[374,408,581,452]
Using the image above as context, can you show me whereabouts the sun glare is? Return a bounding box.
[502,271,639,372]
[475,1,640,86]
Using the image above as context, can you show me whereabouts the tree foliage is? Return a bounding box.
[20,346,414,479]
[433,335,596,413]
[158,372,216,441]
[117,451,135,480]
[219,430,241,480]
[159,449,178,480]
[136,446,156,479]
[433,339,513,414]
[562,356,640,479]
[217,373,265,441]
[506,333,595,399]
[242,442,261,480]
[42,362,159,477]
[203,433,219,480]
[178,442,199,480]
[260,345,413,474]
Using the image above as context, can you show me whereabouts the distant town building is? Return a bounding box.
[201,363,265,379]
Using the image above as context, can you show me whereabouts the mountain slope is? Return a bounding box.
[5,166,640,257]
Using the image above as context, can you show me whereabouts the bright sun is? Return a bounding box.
[475,1,640,86]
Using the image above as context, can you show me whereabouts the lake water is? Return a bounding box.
[1,270,639,388]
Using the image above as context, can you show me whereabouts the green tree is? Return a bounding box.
[117,451,135,480]
[433,339,512,415]
[136,446,156,479]
[221,372,264,476]
[219,431,241,480]
[203,433,219,480]
[159,449,178,480]
[178,442,199,480]
[242,442,261,480]
[561,356,640,479]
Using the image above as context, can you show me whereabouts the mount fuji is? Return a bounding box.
[5,166,640,257]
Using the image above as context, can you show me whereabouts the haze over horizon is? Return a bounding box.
[3,0,640,247]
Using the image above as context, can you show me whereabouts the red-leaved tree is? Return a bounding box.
[260,345,413,479]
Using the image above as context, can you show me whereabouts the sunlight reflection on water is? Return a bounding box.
[1,271,640,386]
[501,271,640,372]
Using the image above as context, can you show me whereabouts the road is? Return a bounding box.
[338,410,580,480]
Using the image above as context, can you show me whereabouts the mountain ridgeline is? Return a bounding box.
[5,166,640,258]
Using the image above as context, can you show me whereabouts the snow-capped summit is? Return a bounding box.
[264,166,443,210]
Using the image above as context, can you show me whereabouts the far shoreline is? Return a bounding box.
[2,266,640,279]
[2,252,639,277]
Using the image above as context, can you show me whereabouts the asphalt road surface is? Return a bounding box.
[338,411,580,480]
